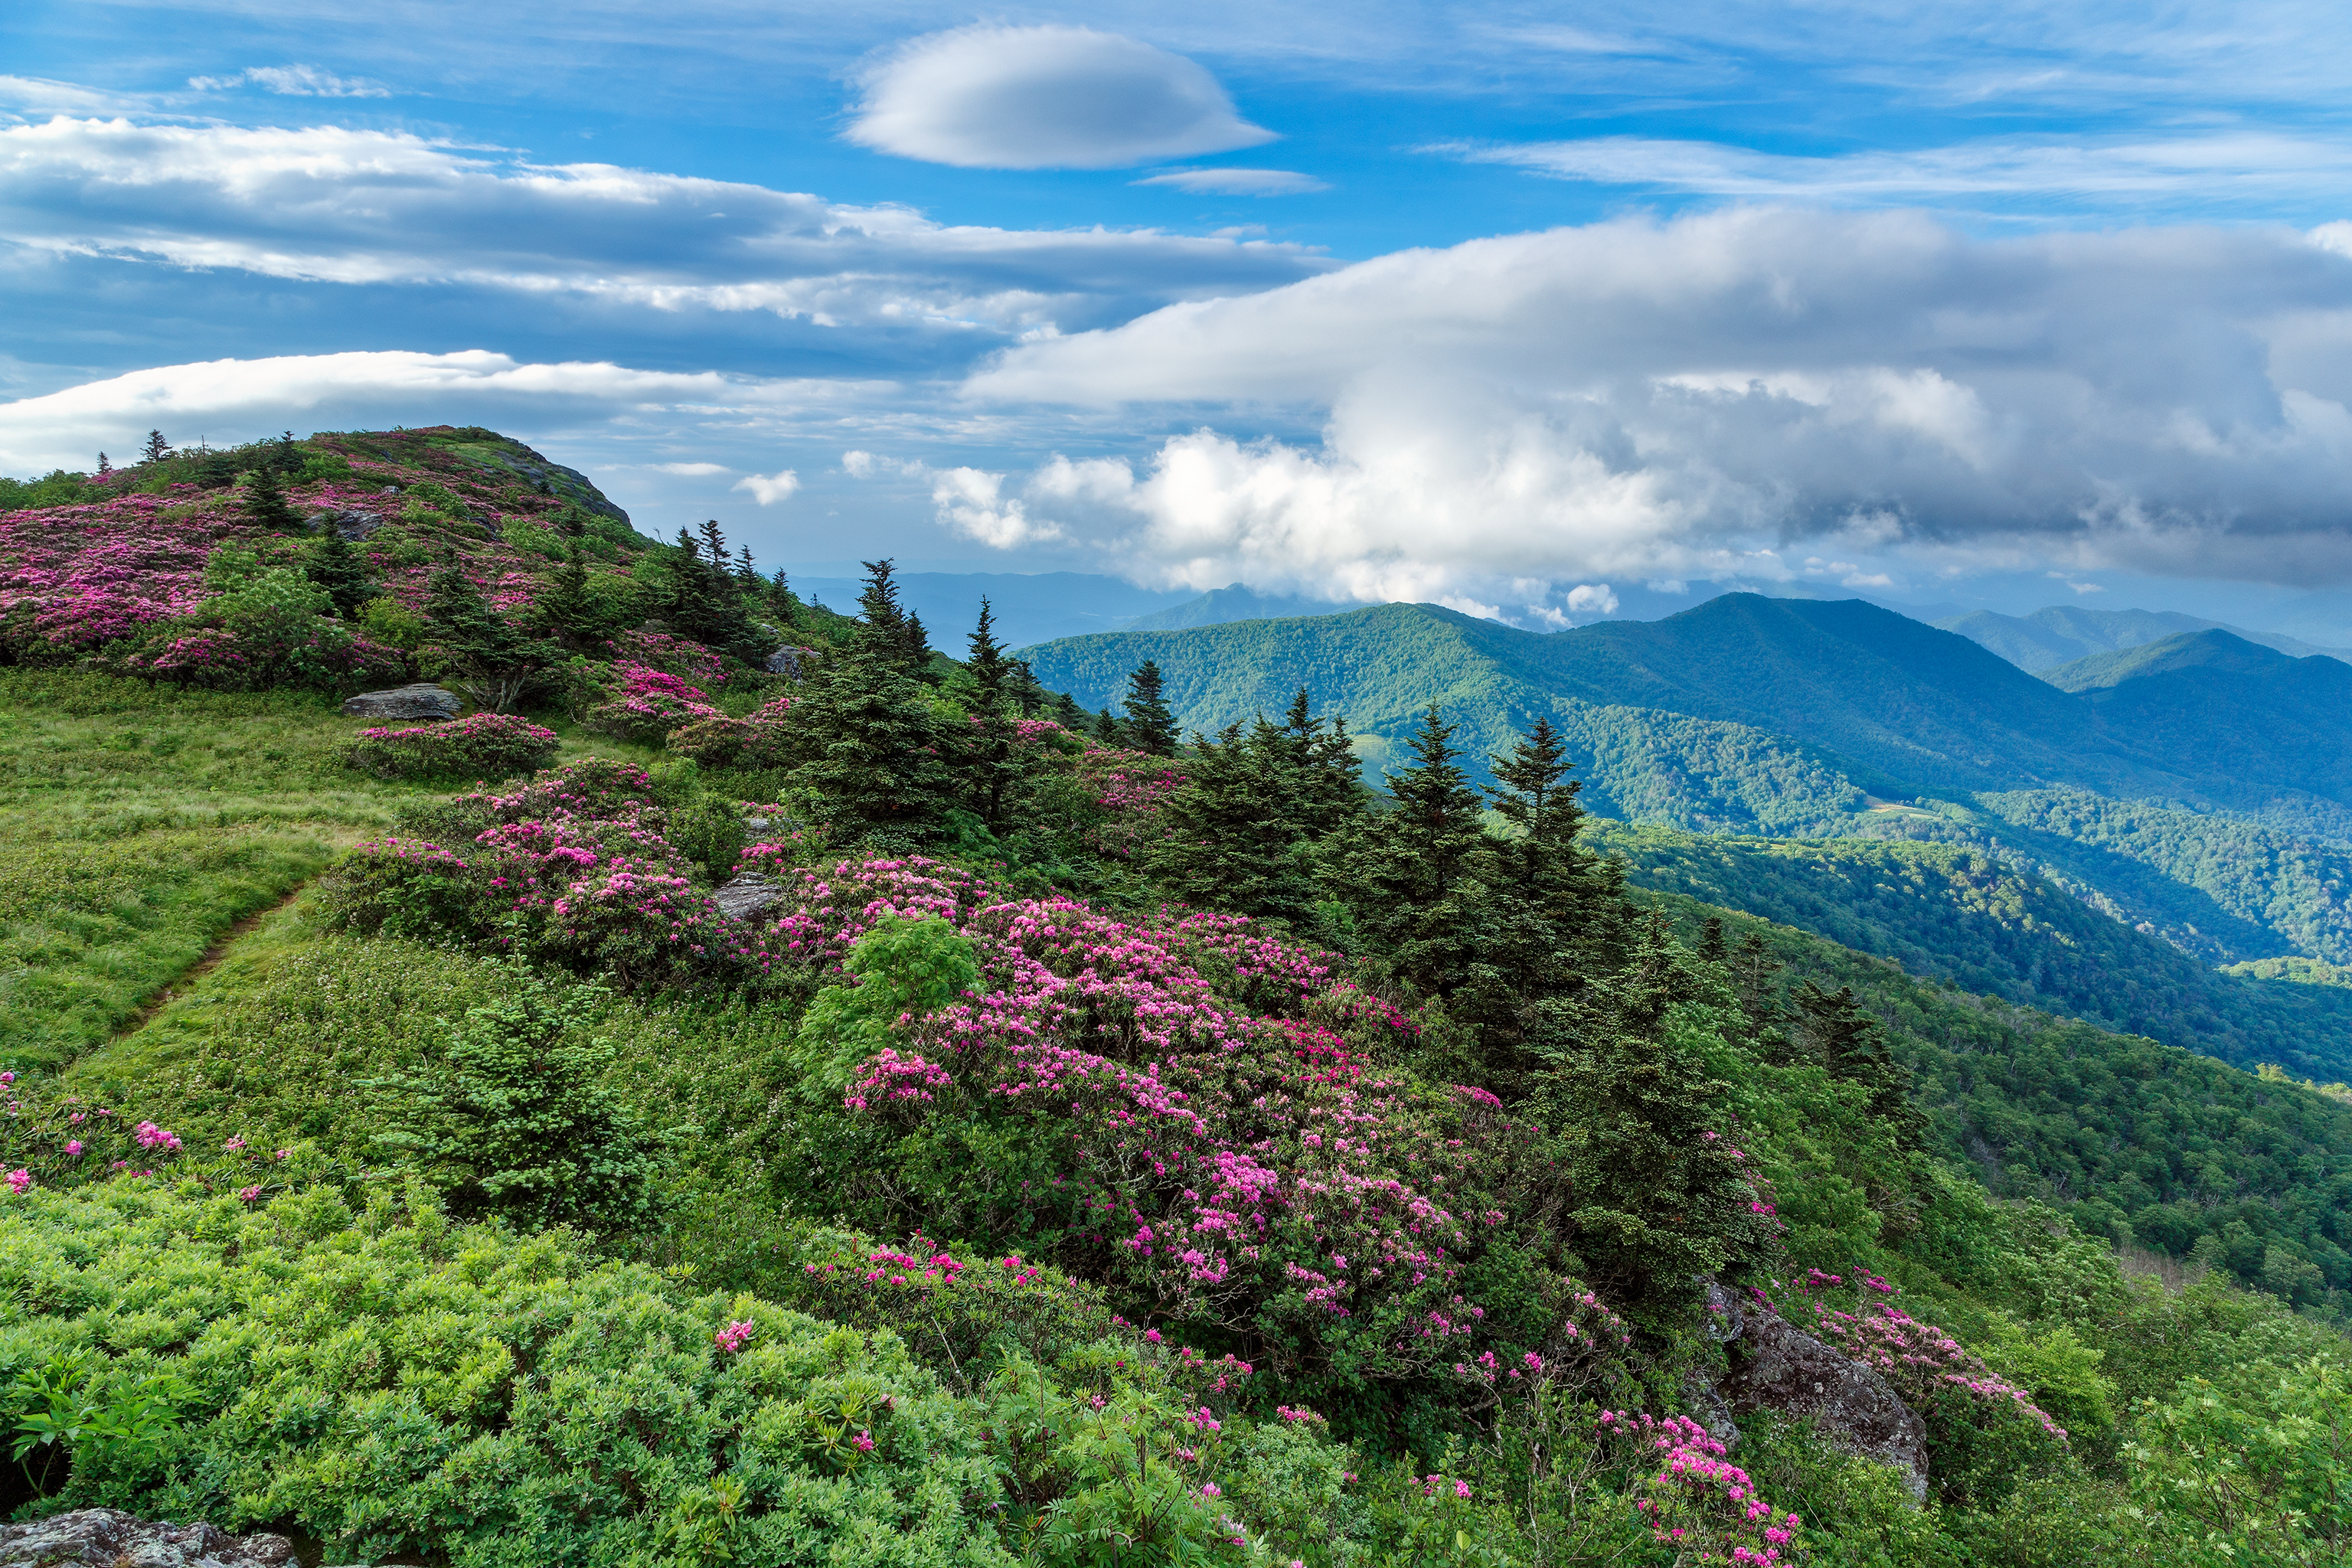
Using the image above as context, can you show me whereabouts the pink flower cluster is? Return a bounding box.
[1603,1410,1802,1565]
[714,1319,756,1353]
[1772,1266,2069,1442]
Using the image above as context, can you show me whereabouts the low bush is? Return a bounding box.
[0,1177,1364,1566]
[341,711,560,781]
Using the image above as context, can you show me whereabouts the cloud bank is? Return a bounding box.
[0,350,880,472]
[0,118,1328,335]
[956,207,2352,597]
[1132,168,1328,196]
[847,25,1276,169]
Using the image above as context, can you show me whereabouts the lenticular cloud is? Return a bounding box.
[962,207,2352,593]
[847,25,1276,170]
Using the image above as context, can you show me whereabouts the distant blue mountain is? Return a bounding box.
[790,572,1196,651]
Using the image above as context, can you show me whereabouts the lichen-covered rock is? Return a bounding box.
[305,508,381,541]
[711,871,786,921]
[764,645,814,678]
[0,1509,294,1568]
[341,683,462,721]
[1723,1311,1930,1499]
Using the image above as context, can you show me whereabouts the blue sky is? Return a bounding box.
[7,2,2352,632]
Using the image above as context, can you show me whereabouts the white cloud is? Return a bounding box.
[0,77,149,117]
[959,207,2352,596]
[732,469,801,504]
[1132,168,1328,196]
[1440,131,2352,210]
[648,462,730,475]
[188,65,391,97]
[847,25,1276,170]
[0,349,887,472]
[0,119,1329,335]
[1566,583,1619,615]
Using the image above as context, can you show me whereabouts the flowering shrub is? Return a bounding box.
[606,629,727,687]
[1076,747,1187,860]
[1602,1409,1804,1565]
[2,1074,300,1198]
[343,711,560,780]
[1760,1264,2073,1507]
[670,694,797,767]
[584,659,727,743]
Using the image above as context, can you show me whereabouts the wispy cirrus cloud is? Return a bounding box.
[1132,168,1328,196]
[1438,131,2352,212]
[187,65,392,97]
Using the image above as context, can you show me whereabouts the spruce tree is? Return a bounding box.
[1529,913,1779,1318]
[96,452,111,475]
[305,530,375,616]
[1793,981,1922,1142]
[1122,660,1181,756]
[423,554,542,711]
[962,597,1022,831]
[854,559,929,671]
[1354,705,1491,998]
[140,430,172,464]
[243,466,299,533]
[1144,719,1318,923]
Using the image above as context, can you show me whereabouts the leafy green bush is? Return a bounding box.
[0,1177,1364,1566]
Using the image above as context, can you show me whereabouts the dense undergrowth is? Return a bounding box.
[4,456,2350,1563]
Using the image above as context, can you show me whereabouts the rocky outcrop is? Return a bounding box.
[712,872,786,921]
[341,684,462,721]
[0,1510,293,1568]
[305,508,381,541]
[1722,1311,1929,1499]
[765,645,815,678]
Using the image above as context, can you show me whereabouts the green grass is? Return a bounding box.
[0,669,635,1072]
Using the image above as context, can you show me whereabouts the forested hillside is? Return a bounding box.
[1595,822,2352,1082]
[4,431,2349,1566]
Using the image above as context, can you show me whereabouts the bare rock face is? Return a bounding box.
[0,1510,294,1568]
[341,684,462,721]
[712,872,786,921]
[1723,1311,1930,1500]
[305,508,381,541]
[765,645,814,679]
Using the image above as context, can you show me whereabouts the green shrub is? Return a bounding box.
[0,1177,1362,1566]
[366,962,676,1233]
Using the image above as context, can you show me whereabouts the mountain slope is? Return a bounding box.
[2040,628,2299,692]
[794,571,1195,650]
[1122,584,1371,632]
[1596,821,2352,1080]
[1939,604,2351,672]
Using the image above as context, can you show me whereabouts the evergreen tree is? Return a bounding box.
[1699,916,1728,965]
[423,553,543,711]
[140,430,172,464]
[764,568,803,628]
[654,527,758,657]
[1093,707,1126,746]
[1527,913,1780,1318]
[1354,705,1491,998]
[962,597,1023,831]
[853,558,929,671]
[1442,718,1618,1098]
[243,466,299,533]
[1144,719,1319,923]
[96,452,111,475]
[1793,981,1922,1142]
[1121,660,1181,756]
[1278,689,1365,837]
[305,530,375,617]
[273,431,302,474]
[533,515,600,646]
[733,544,761,586]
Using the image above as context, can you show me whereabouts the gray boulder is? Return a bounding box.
[1722,1311,1930,1499]
[306,508,381,541]
[711,872,787,921]
[765,645,815,678]
[0,1509,293,1568]
[342,683,462,721]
